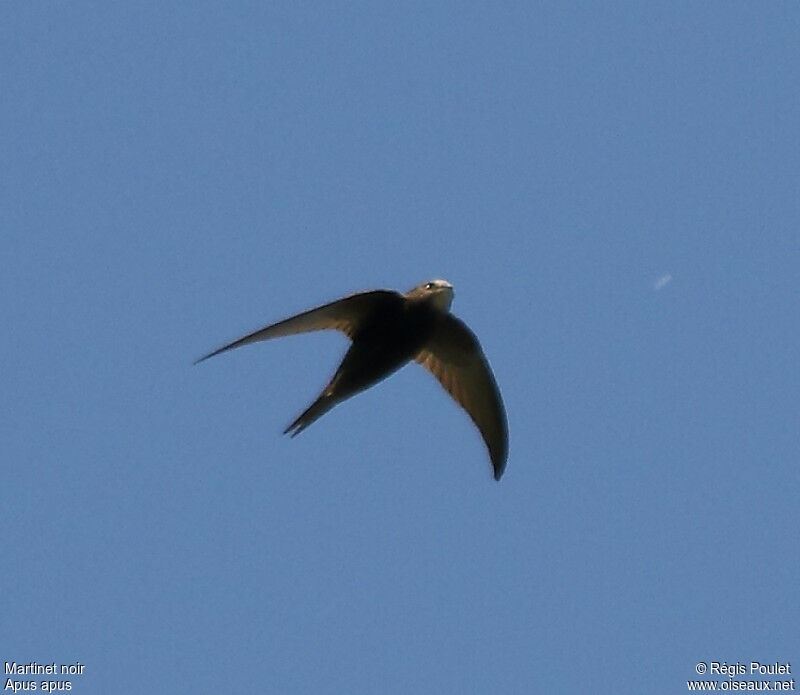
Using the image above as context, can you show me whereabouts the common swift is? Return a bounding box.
[196,279,508,479]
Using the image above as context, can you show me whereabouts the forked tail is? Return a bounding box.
[283,394,335,438]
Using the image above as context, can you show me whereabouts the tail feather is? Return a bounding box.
[283,395,335,438]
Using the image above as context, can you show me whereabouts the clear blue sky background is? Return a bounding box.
[3,3,798,693]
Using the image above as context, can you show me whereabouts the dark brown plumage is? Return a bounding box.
[196,279,508,479]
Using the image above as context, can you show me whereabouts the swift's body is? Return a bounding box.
[197,280,508,479]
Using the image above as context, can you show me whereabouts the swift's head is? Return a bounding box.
[405,279,454,312]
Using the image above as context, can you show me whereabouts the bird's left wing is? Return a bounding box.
[415,314,508,480]
[195,290,399,364]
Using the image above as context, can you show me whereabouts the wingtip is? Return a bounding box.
[491,453,507,481]
[193,346,227,365]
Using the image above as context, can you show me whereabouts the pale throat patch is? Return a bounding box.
[430,287,454,312]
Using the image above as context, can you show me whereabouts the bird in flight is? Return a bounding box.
[196,279,508,479]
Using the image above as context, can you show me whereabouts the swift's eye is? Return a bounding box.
[425,282,435,290]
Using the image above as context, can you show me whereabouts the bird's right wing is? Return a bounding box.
[415,314,508,480]
[195,290,400,364]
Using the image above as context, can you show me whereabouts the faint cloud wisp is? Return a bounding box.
[653,274,673,291]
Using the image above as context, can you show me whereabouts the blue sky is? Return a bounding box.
[3,2,798,693]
